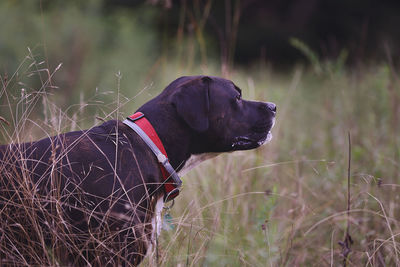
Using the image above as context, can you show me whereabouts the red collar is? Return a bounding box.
[126,112,180,202]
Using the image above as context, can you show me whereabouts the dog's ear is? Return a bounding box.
[172,76,211,132]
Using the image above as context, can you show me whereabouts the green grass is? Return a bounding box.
[1,51,399,266]
[1,2,399,265]
[142,65,399,266]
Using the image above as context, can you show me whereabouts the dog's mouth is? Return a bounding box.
[231,118,275,150]
[231,131,272,150]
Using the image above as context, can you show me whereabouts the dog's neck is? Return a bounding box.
[136,106,194,172]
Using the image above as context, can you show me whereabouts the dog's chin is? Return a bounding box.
[231,131,272,151]
[259,131,273,145]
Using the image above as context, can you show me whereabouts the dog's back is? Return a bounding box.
[0,120,162,265]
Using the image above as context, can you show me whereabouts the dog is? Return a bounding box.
[0,76,276,265]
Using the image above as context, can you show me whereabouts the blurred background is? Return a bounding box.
[1,0,399,112]
[1,0,399,265]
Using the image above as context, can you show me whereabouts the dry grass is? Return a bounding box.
[0,54,152,266]
[1,53,400,266]
[148,66,400,266]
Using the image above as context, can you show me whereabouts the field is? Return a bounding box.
[1,53,399,266]
[154,65,400,266]
[1,2,400,266]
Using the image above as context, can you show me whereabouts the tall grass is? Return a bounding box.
[146,63,399,266]
[2,50,399,265]
[0,52,153,266]
[1,2,400,266]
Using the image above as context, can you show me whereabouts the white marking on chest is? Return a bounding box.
[147,196,164,257]
[151,197,164,238]
[178,153,220,176]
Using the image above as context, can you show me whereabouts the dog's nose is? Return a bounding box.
[266,102,277,113]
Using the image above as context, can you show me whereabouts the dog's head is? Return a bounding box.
[168,76,276,153]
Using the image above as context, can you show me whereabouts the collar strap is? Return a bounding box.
[123,112,181,202]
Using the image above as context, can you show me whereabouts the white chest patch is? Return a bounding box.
[151,197,164,238]
[147,196,164,257]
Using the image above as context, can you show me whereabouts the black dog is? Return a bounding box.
[0,76,276,265]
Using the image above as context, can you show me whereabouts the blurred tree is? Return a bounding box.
[123,0,400,68]
[2,0,400,73]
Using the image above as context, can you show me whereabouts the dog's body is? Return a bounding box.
[0,76,276,265]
